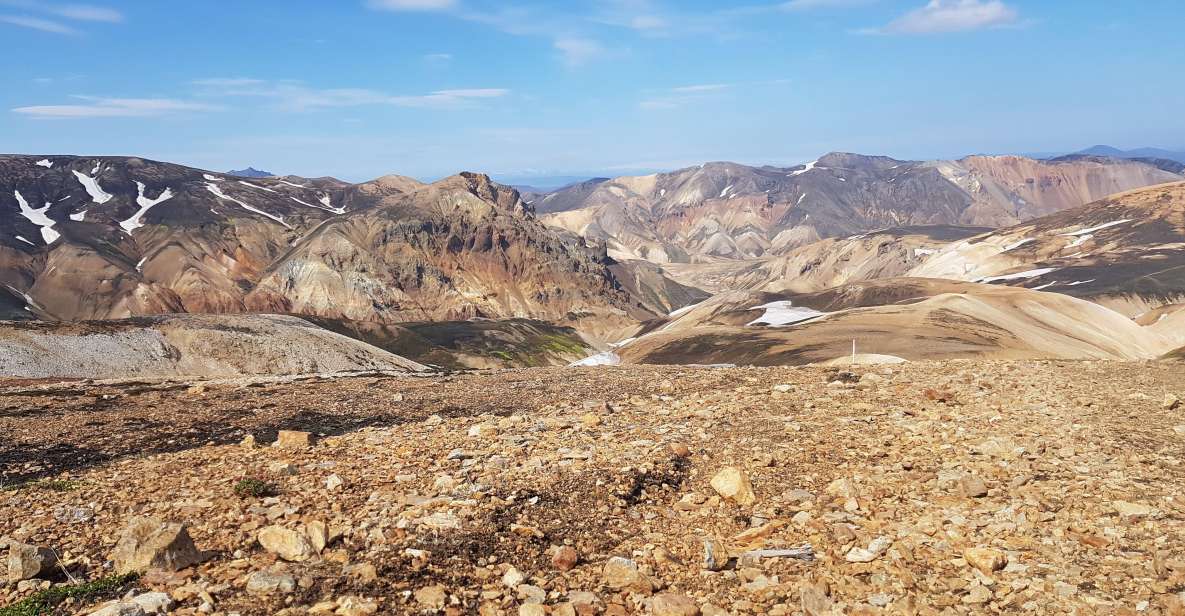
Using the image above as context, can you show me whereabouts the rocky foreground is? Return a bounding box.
[2,362,1185,615]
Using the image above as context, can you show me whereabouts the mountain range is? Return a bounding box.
[1074,145,1185,164]
[539,152,1181,263]
[3,150,1184,370]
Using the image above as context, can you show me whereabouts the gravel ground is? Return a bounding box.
[1,361,1184,615]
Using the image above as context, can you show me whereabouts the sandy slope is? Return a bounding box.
[614,280,1176,366]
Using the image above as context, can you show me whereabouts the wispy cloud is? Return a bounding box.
[640,80,788,110]
[0,1,122,35]
[779,0,874,10]
[366,0,456,10]
[0,14,75,34]
[13,97,221,119]
[192,78,509,111]
[48,4,122,22]
[865,0,1019,35]
[554,37,606,67]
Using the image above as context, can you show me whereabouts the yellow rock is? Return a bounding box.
[710,467,756,505]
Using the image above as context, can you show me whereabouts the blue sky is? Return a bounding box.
[2,0,1183,184]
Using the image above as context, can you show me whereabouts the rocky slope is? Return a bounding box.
[684,225,991,294]
[303,316,594,370]
[1,363,1183,614]
[907,181,1185,315]
[540,154,1181,263]
[0,156,692,343]
[0,314,426,379]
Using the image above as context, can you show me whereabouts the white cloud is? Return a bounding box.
[0,1,121,34]
[872,0,1018,34]
[50,4,123,22]
[554,37,606,67]
[780,0,872,9]
[639,80,790,110]
[366,0,456,11]
[0,15,75,34]
[13,97,221,119]
[671,84,731,93]
[424,52,452,63]
[193,78,509,111]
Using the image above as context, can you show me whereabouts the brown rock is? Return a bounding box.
[710,467,756,505]
[110,517,204,575]
[650,593,700,616]
[274,430,312,449]
[702,538,729,571]
[246,571,296,595]
[415,585,448,611]
[552,545,580,571]
[800,582,833,616]
[602,557,654,594]
[963,547,1007,575]
[6,542,58,582]
[258,526,316,562]
[668,442,691,457]
[960,474,989,498]
[1164,393,1181,411]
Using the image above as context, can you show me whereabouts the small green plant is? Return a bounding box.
[233,477,279,498]
[1,479,82,493]
[0,573,138,616]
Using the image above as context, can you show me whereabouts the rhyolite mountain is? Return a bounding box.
[0,155,699,342]
[539,153,1182,263]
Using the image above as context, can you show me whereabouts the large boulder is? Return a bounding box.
[7,542,58,581]
[110,517,205,575]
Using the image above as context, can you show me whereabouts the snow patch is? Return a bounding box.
[136,257,148,272]
[277,180,308,189]
[14,236,34,246]
[72,170,113,204]
[90,161,101,175]
[203,174,223,182]
[35,159,53,168]
[69,210,87,222]
[205,183,290,227]
[790,160,818,177]
[1032,282,1057,291]
[976,267,1059,284]
[668,299,707,318]
[1061,219,1131,236]
[1064,234,1092,249]
[121,182,175,233]
[14,190,59,244]
[1002,238,1034,252]
[719,185,733,198]
[914,248,937,256]
[747,301,826,327]
[290,195,345,215]
[239,180,278,194]
[569,351,622,367]
[317,193,344,214]
[797,193,808,205]
[3,284,38,311]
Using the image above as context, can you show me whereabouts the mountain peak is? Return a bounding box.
[227,167,274,178]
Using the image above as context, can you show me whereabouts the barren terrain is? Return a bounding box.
[3,363,1185,614]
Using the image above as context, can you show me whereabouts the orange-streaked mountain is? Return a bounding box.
[539,153,1181,263]
[0,155,699,341]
